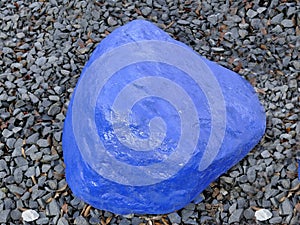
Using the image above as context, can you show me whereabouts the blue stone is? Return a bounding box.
[62,20,266,214]
[296,147,300,180]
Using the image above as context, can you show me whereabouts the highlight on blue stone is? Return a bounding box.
[62,19,266,215]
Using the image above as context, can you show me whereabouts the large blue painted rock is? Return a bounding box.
[62,20,266,214]
[298,158,300,181]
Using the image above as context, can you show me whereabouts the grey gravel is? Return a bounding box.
[26,133,39,144]
[177,19,190,25]
[10,209,21,221]
[107,17,118,26]
[48,200,60,216]
[2,129,13,138]
[58,217,69,225]
[74,216,89,225]
[243,208,255,220]
[168,212,181,224]
[246,9,258,18]
[141,7,152,16]
[281,19,294,28]
[257,7,267,14]
[36,57,47,66]
[7,185,25,195]
[0,190,5,200]
[0,0,299,224]
[207,14,218,25]
[0,210,10,223]
[36,217,49,224]
[246,166,256,183]
[48,103,61,116]
[37,139,49,147]
[280,199,293,216]
[271,13,284,24]
[261,150,271,158]
[228,209,243,224]
[269,216,283,224]
[13,167,23,184]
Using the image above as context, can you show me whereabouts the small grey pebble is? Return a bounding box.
[48,200,60,216]
[2,129,13,138]
[10,209,21,221]
[0,210,11,223]
[16,32,25,39]
[246,167,256,183]
[229,203,237,214]
[119,219,131,225]
[47,180,58,190]
[36,217,49,224]
[280,179,290,189]
[49,95,60,101]
[168,212,181,224]
[36,57,47,66]
[25,167,36,177]
[281,19,294,27]
[285,103,294,109]
[212,47,225,52]
[13,167,23,184]
[269,216,282,224]
[207,14,218,25]
[246,9,258,18]
[181,209,194,221]
[132,217,143,225]
[7,185,25,195]
[61,70,70,76]
[141,7,152,16]
[271,13,283,24]
[37,139,49,147]
[54,132,62,142]
[26,133,39,144]
[279,199,293,215]
[184,218,198,224]
[228,209,243,224]
[58,217,69,225]
[262,199,271,208]
[257,7,267,13]
[107,17,118,26]
[261,150,270,158]
[287,163,297,172]
[12,127,22,133]
[42,164,51,173]
[0,191,6,200]
[74,216,89,225]
[161,13,169,21]
[243,208,255,220]
[239,30,248,38]
[146,0,152,6]
[89,215,100,224]
[54,86,63,95]
[177,19,190,25]
[48,104,61,116]
[237,198,246,208]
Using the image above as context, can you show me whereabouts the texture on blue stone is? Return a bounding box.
[62,20,266,214]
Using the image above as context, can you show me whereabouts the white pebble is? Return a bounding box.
[255,209,272,221]
[22,209,39,222]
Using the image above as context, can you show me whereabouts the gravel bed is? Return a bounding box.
[0,0,299,224]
